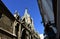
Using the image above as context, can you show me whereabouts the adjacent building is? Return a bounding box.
[0,0,40,39]
[37,0,57,39]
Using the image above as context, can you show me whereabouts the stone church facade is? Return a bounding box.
[0,0,40,39]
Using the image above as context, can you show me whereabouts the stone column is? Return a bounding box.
[13,20,17,36]
[18,24,21,39]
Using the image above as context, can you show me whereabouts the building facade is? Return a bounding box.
[0,0,40,39]
[37,0,58,39]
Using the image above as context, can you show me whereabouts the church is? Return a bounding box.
[0,0,40,39]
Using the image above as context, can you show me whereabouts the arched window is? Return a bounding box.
[21,29,26,39]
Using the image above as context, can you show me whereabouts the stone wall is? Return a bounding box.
[0,14,13,33]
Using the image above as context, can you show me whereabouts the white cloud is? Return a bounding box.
[39,34,44,39]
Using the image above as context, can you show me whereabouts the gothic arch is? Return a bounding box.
[21,29,27,39]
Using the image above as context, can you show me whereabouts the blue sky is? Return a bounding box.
[2,0,44,34]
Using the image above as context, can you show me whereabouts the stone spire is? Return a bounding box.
[14,10,20,20]
[25,8,28,15]
[24,9,30,18]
